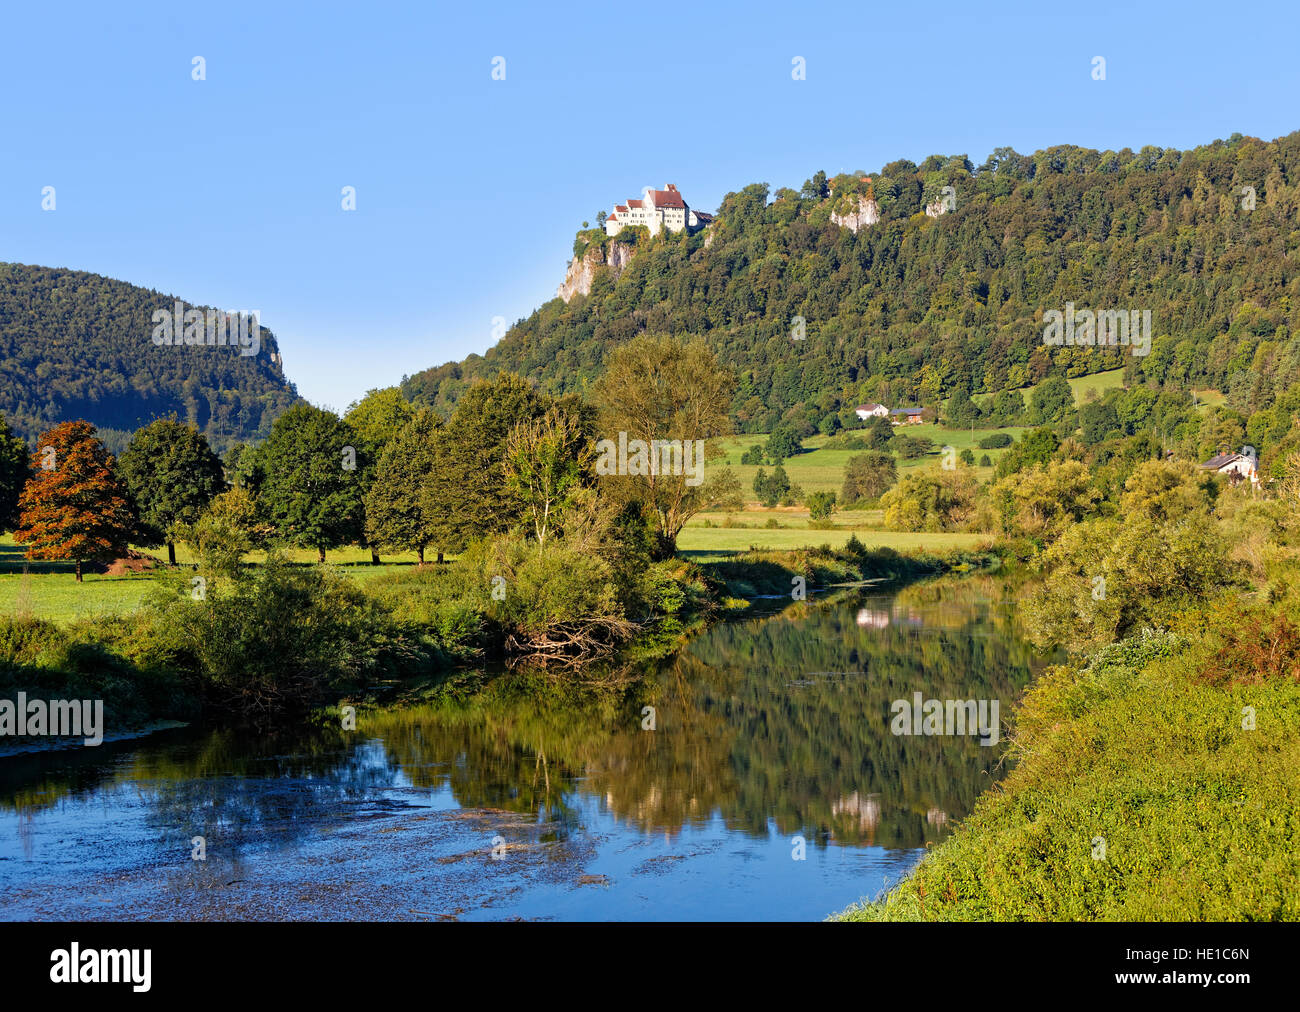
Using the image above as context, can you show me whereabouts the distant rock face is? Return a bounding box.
[557,241,636,302]
[924,199,949,218]
[829,193,880,232]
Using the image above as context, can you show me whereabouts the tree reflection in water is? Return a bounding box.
[1,575,1051,861]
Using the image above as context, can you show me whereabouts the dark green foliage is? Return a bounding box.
[977,432,1013,449]
[981,389,1026,427]
[864,416,894,449]
[841,452,897,503]
[946,388,982,428]
[363,408,446,561]
[256,404,365,561]
[892,434,934,459]
[402,133,1300,434]
[429,373,548,549]
[117,418,226,562]
[959,448,976,466]
[753,465,791,507]
[1028,376,1075,426]
[146,557,426,715]
[995,427,1061,477]
[764,425,802,462]
[807,490,836,520]
[223,441,268,493]
[979,454,992,467]
[0,412,29,532]
[1079,400,1122,445]
[740,444,764,465]
[0,614,197,731]
[0,264,298,453]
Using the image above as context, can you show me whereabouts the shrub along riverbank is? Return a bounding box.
[0,540,998,742]
[837,560,1300,921]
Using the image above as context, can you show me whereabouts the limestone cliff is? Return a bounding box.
[829,193,880,233]
[557,241,636,302]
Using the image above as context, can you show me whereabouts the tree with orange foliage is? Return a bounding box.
[14,421,134,582]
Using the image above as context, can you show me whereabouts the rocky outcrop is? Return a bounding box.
[557,241,636,302]
[829,193,880,233]
[924,199,950,218]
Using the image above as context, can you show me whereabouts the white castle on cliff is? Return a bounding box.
[605,184,714,237]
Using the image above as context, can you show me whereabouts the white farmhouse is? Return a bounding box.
[855,402,889,421]
[1199,450,1258,483]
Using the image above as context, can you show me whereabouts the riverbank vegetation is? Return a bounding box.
[837,449,1300,920]
[3,342,997,728]
[838,607,1300,920]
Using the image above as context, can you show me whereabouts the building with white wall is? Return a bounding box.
[606,184,713,237]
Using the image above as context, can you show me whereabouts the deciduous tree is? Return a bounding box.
[14,421,133,581]
[593,336,738,558]
[118,417,226,564]
[841,452,897,503]
[257,404,365,563]
[504,406,591,551]
[363,408,447,564]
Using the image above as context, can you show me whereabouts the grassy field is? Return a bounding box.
[0,535,426,624]
[717,424,1026,496]
[1063,367,1127,402]
[677,525,988,555]
[1192,387,1227,413]
[2,520,989,624]
[724,368,1144,501]
[1013,366,1127,406]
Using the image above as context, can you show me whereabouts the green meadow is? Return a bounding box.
[0,534,425,625]
[677,524,989,555]
[722,367,1135,498]
[716,424,1025,496]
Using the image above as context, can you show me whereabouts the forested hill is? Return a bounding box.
[404,131,1300,433]
[0,263,300,453]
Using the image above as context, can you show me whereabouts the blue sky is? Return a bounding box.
[2,0,1297,412]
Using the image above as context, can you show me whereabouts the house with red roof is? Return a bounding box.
[606,184,713,237]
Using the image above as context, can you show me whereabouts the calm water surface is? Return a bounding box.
[0,577,1050,920]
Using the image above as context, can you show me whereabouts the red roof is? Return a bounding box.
[652,189,686,208]
[607,214,618,221]
[615,205,627,212]
[628,199,643,208]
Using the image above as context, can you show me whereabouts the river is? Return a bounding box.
[0,575,1051,921]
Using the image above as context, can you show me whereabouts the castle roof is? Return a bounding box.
[652,188,686,209]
